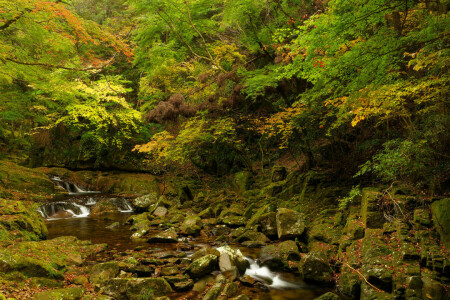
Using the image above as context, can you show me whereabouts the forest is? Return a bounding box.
[0,0,448,299]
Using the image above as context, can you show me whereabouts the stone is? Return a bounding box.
[360,188,384,229]
[276,208,306,240]
[260,240,300,270]
[313,292,339,300]
[199,207,214,218]
[164,275,194,292]
[133,193,159,213]
[217,245,249,277]
[339,265,361,298]
[147,227,178,243]
[222,215,247,227]
[431,198,450,249]
[211,225,230,236]
[101,278,172,299]
[180,215,203,236]
[191,247,221,261]
[258,212,277,239]
[413,209,431,227]
[185,254,218,278]
[272,166,287,182]
[106,222,120,230]
[89,262,120,283]
[161,266,179,276]
[233,171,253,193]
[298,251,333,284]
[153,206,168,217]
[422,273,444,300]
[32,287,85,300]
[236,231,269,244]
[241,241,265,248]
[202,274,226,300]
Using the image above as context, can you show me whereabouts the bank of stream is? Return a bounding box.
[38,178,336,299]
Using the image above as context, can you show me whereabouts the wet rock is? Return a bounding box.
[431,198,450,249]
[191,248,220,261]
[203,274,226,300]
[106,222,120,230]
[217,245,248,278]
[89,262,120,283]
[128,265,154,277]
[239,275,256,286]
[153,206,168,217]
[260,240,300,270]
[313,292,339,300]
[101,277,172,299]
[298,251,333,284]
[241,241,265,248]
[185,254,218,278]
[133,193,159,213]
[272,166,287,182]
[276,208,306,240]
[147,228,178,243]
[180,215,203,236]
[32,287,85,300]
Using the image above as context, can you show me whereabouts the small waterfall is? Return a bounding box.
[244,258,301,289]
[85,197,97,205]
[38,202,90,220]
[108,198,133,212]
[50,176,100,195]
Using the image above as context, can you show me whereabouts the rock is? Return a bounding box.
[147,228,178,243]
[233,171,253,193]
[199,207,214,218]
[298,251,333,284]
[260,240,300,270]
[222,215,247,227]
[339,265,361,298]
[202,274,226,300]
[258,212,277,239]
[230,227,247,238]
[230,296,249,300]
[89,262,120,283]
[217,246,249,278]
[101,278,172,299]
[106,222,120,230]
[422,273,444,300]
[161,266,179,276]
[32,287,85,300]
[133,193,159,213]
[128,265,154,277]
[413,209,431,227]
[96,173,160,196]
[164,275,194,292]
[431,198,450,249]
[236,231,269,244]
[241,241,265,248]
[180,215,203,236]
[272,166,287,182]
[360,188,384,229]
[153,206,168,217]
[211,225,230,236]
[313,292,339,300]
[186,254,218,278]
[276,208,306,240]
[191,248,220,261]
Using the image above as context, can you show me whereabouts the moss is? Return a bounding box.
[32,287,85,300]
[431,198,450,249]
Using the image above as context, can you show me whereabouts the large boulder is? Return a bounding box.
[258,212,277,239]
[185,254,218,278]
[89,262,120,283]
[216,246,249,279]
[236,231,269,244]
[147,228,178,243]
[232,171,253,194]
[180,215,203,236]
[298,251,333,284]
[276,208,306,240]
[101,278,172,299]
[133,193,159,213]
[260,240,301,270]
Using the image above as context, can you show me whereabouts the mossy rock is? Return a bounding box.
[0,199,48,245]
[276,208,306,240]
[232,171,254,194]
[431,198,450,249]
[298,251,333,284]
[313,292,339,300]
[89,262,120,283]
[260,240,301,270]
[96,173,160,196]
[0,236,106,279]
[185,254,218,278]
[32,287,85,300]
[360,188,384,229]
[180,215,203,236]
[101,277,172,299]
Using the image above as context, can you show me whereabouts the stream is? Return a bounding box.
[38,178,336,299]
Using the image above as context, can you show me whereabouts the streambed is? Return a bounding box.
[39,180,337,299]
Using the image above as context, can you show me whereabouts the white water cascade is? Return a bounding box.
[50,176,100,195]
[244,257,303,289]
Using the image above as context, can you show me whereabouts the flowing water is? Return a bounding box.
[39,178,338,299]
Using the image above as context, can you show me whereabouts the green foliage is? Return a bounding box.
[339,185,361,209]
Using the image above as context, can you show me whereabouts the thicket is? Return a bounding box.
[0,0,448,191]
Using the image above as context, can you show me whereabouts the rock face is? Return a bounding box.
[276,208,306,240]
[101,278,172,299]
[431,198,450,249]
[298,251,333,284]
[233,171,253,193]
[147,228,178,243]
[185,254,218,278]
